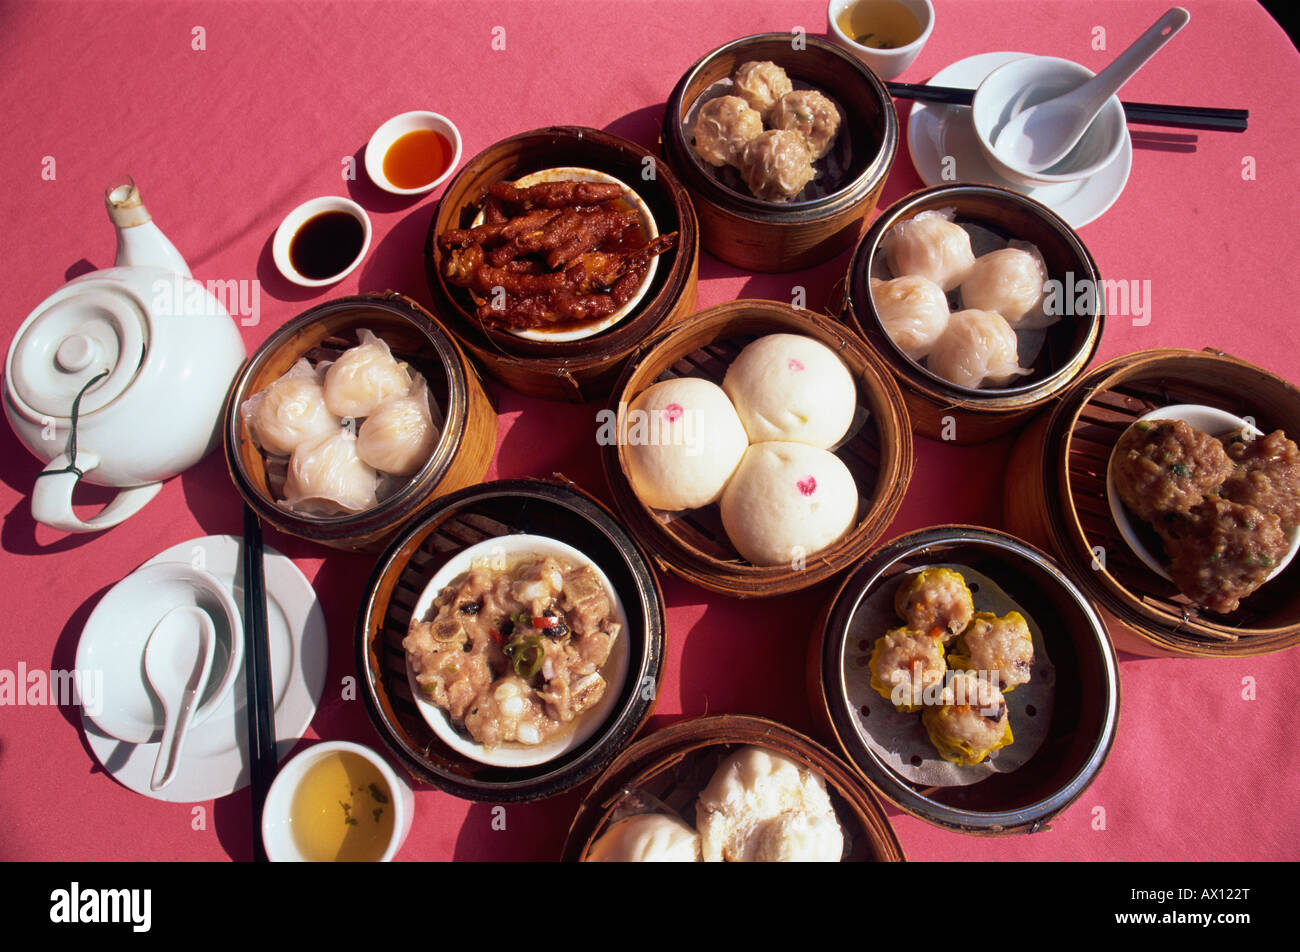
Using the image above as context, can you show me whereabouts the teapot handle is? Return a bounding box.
[31,452,164,533]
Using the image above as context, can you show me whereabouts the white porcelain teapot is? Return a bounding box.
[3,177,247,533]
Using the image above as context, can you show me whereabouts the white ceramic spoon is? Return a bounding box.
[994,7,1189,171]
[144,606,217,791]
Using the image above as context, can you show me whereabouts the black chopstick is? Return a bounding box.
[885,81,1249,132]
[241,502,277,862]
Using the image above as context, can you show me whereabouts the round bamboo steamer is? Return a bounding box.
[424,126,699,402]
[357,477,667,802]
[562,714,905,861]
[844,183,1105,444]
[602,299,913,597]
[224,292,495,552]
[661,33,898,273]
[1004,348,1300,657]
[811,525,1120,835]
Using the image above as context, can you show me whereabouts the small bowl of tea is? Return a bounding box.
[827,0,934,80]
[272,196,372,287]
[365,110,462,196]
[262,740,414,862]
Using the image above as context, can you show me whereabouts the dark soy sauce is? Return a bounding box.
[289,211,365,280]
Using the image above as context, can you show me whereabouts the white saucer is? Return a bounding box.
[908,52,1132,228]
[83,535,328,803]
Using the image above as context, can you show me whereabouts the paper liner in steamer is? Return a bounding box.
[844,564,1055,786]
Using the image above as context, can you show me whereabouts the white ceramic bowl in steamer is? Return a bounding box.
[1106,404,1300,582]
[405,534,631,768]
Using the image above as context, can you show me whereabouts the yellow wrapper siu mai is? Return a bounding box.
[948,610,1034,692]
[868,626,947,712]
[893,568,975,643]
[921,671,1014,766]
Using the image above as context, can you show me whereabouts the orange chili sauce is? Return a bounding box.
[382,128,453,190]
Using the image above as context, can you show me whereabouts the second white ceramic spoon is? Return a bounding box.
[144,606,217,791]
[995,7,1190,171]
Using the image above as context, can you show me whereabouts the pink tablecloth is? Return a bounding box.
[1,0,1297,862]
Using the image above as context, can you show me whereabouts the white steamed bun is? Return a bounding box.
[585,814,702,863]
[624,377,749,511]
[720,441,858,566]
[722,334,857,449]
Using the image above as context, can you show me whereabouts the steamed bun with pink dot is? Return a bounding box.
[624,377,749,512]
[722,334,857,449]
[720,441,858,566]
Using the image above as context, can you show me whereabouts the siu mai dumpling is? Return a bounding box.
[949,611,1035,692]
[893,568,974,643]
[356,374,440,476]
[693,95,763,168]
[768,89,841,160]
[281,429,379,515]
[869,275,951,361]
[323,329,412,419]
[881,209,976,291]
[960,242,1050,327]
[868,626,947,712]
[241,358,340,457]
[921,671,1014,766]
[926,309,1031,390]
[739,130,815,202]
[732,60,793,122]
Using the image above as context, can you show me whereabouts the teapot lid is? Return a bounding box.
[7,279,148,419]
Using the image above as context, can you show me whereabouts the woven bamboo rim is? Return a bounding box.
[661,33,898,273]
[844,183,1105,444]
[1005,348,1300,657]
[562,714,905,861]
[602,299,913,597]
[813,525,1120,835]
[356,477,667,802]
[423,126,700,402]
[224,292,495,552]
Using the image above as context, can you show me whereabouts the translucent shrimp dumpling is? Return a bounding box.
[323,329,412,419]
[926,309,1031,390]
[693,95,763,168]
[869,276,951,361]
[241,358,341,457]
[282,429,379,515]
[356,374,440,476]
[769,90,841,161]
[740,130,815,203]
[960,241,1051,327]
[881,209,976,291]
[732,60,793,122]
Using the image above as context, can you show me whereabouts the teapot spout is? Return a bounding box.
[106,175,192,278]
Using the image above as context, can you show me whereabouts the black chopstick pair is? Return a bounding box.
[241,502,277,862]
[885,80,1249,133]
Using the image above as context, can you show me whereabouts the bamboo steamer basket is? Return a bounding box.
[224,292,495,552]
[1004,348,1300,657]
[662,33,898,273]
[602,299,913,597]
[844,184,1105,444]
[357,477,666,802]
[811,526,1119,835]
[423,126,699,402]
[562,714,905,861]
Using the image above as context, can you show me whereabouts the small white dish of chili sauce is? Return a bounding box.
[365,111,462,196]
[404,534,631,768]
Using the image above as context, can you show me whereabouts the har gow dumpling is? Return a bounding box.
[693,95,763,168]
[739,130,815,203]
[768,89,841,161]
[881,209,976,291]
[732,60,793,122]
[356,375,440,476]
[960,242,1050,326]
[241,358,340,457]
[926,309,1031,390]
[281,429,379,515]
[869,275,951,361]
[323,329,412,419]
